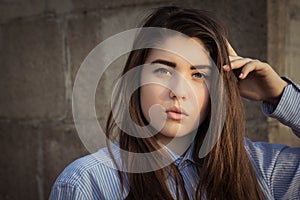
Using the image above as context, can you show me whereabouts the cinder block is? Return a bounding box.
[0,18,66,120]
[246,119,268,142]
[99,7,152,38]
[70,0,171,12]
[46,0,73,14]
[41,124,89,199]
[286,14,300,83]
[0,122,40,200]
[243,100,268,142]
[0,121,89,200]
[226,1,267,61]
[67,14,102,84]
[268,120,300,147]
[243,100,266,121]
[0,0,44,23]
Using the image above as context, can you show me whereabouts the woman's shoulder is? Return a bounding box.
[245,140,300,180]
[243,137,297,170]
[51,144,128,199]
[55,147,117,183]
[244,137,300,162]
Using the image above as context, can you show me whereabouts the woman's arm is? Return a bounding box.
[226,42,300,199]
[262,78,300,135]
[224,42,299,134]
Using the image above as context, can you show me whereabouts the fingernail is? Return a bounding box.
[239,72,244,78]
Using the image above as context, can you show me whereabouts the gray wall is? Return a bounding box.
[0,0,299,199]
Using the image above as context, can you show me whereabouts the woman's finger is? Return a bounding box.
[226,40,238,56]
[238,61,258,79]
[229,57,253,70]
[228,55,243,61]
[238,60,267,79]
[223,56,244,71]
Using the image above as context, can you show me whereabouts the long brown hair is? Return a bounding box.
[106,6,264,199]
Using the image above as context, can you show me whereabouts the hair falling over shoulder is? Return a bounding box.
[106,6,264,200]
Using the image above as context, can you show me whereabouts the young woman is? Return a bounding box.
[50,6,300,200]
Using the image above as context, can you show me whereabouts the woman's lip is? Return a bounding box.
[166,106,188,117]
[166,111,187,120]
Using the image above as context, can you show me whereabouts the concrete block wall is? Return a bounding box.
[0,0,298,199]
[0,17,66,119]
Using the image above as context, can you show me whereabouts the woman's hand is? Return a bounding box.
[224,42,288,105]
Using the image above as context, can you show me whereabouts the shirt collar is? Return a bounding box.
[162,141,197,166]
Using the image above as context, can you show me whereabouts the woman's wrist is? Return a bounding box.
[265,79,289,105]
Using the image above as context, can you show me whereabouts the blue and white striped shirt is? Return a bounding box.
[50,81,300,200]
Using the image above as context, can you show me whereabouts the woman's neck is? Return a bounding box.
[156,131,197,156]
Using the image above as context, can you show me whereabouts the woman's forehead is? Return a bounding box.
[147,36,211,66]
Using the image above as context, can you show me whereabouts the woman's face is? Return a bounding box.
[140,36,211,142]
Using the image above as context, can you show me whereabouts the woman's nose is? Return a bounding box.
[168,73,189,100]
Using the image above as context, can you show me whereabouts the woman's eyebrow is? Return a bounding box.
[151,59,176,68]
[151,59,210,70]
[190,65,211,70]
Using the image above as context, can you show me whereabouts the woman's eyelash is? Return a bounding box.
[154,68,171,75]
[192,72,206,79]
[153,67,207,79]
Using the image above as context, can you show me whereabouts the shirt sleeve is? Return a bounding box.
[246,78,300,199]
[262,77,300,136]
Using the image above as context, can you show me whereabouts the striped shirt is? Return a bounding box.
[50,80,300,200]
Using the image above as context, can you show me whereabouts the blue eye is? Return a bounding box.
[154,68,171,76]
[192,72,205,79]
